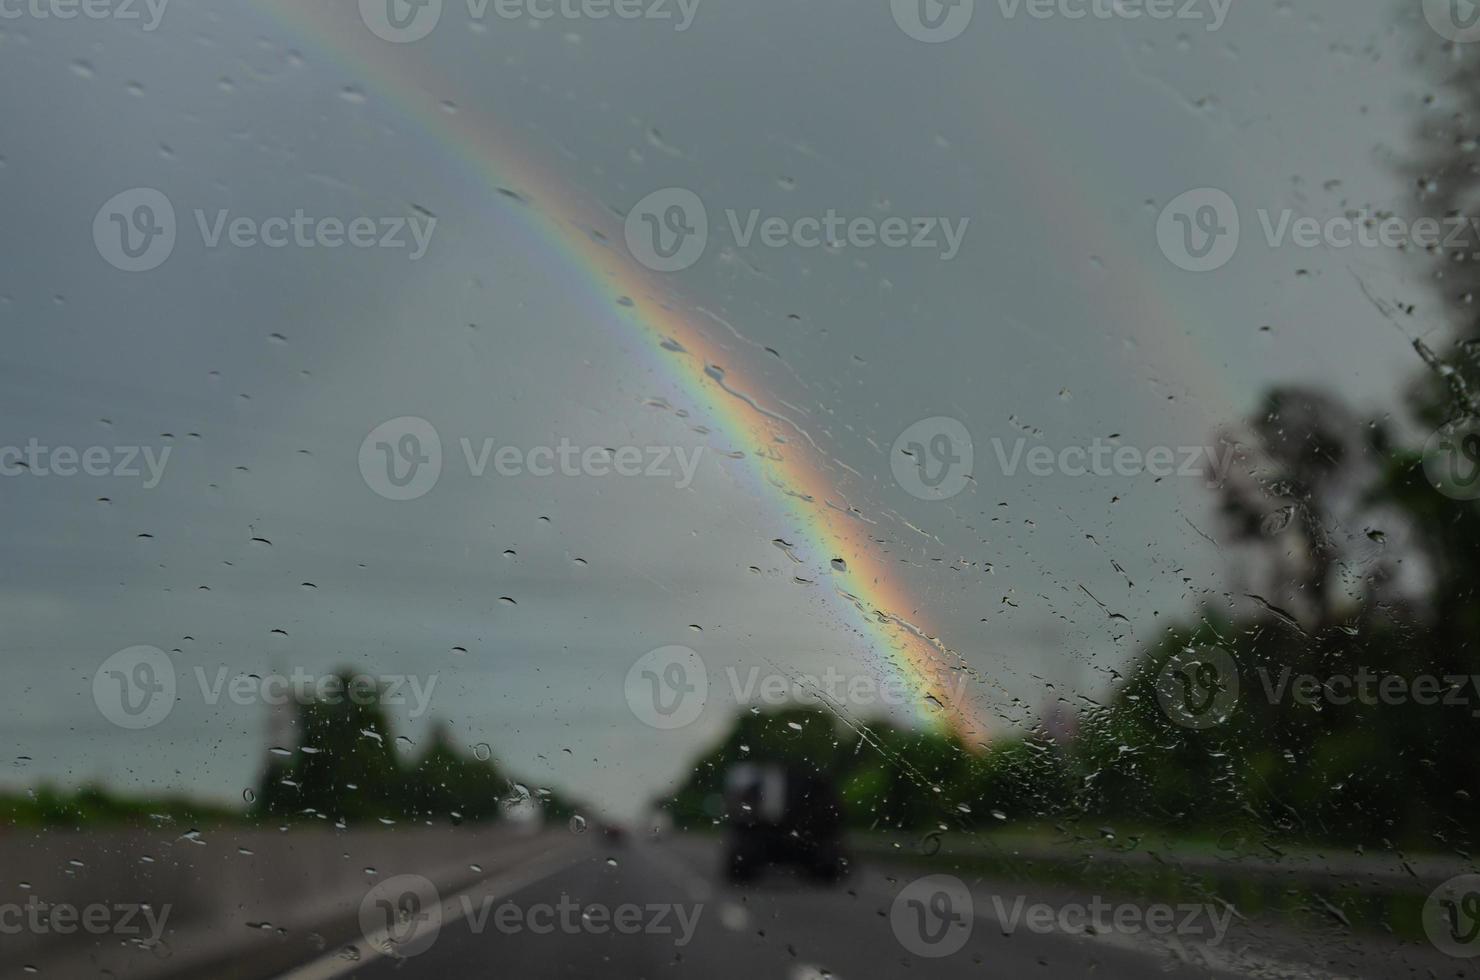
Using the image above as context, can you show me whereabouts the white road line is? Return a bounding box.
[276,840,590,980]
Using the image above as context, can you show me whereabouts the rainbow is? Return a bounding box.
[249,0,990,739]
[247,2,1241,744]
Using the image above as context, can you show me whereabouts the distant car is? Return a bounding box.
[722,762,849,883]
[598,821,628,846]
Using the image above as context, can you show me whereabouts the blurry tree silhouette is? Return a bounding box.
[401,721,505,823]
[1208,387,1382,628]
[1407,32,1480,423]
[253,671,404,823]
[251,669,580,826]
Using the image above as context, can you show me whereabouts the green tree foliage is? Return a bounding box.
[662,379,1480,855]
[0,784,236,828]
[249,670,582,827]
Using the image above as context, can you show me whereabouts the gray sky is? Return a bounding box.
[0,0,1449,816]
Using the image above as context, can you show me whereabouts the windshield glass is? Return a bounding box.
[4,2,1480,978]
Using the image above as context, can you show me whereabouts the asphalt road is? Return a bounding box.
[273,835,1452,980]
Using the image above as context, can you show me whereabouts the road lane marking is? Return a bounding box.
[276,839,590,980]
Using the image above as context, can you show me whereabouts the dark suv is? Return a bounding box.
[723,762,849,883]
